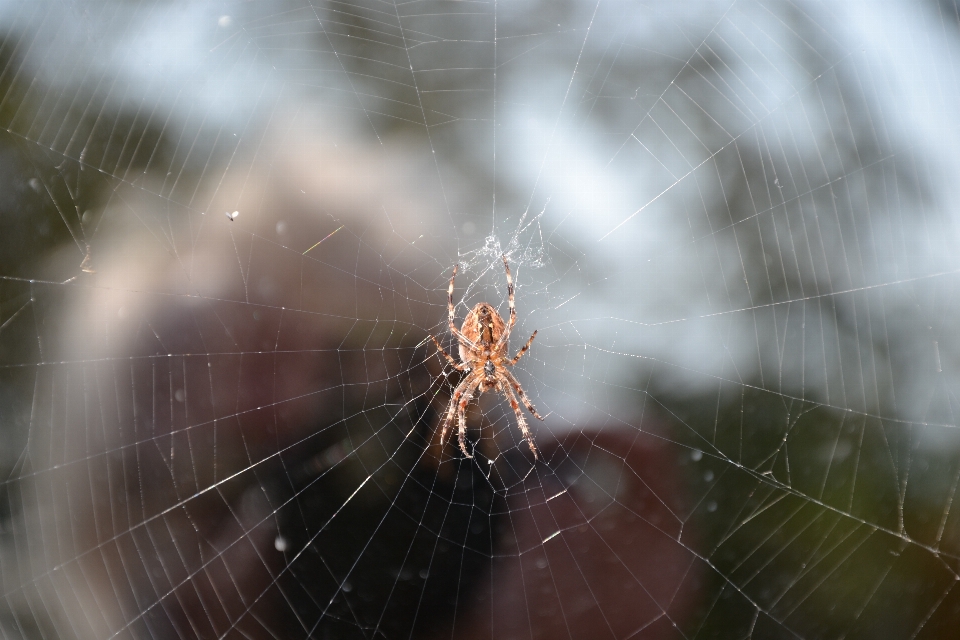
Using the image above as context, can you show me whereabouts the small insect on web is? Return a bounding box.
[430,254,543,459]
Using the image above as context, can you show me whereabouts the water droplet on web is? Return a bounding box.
[218,15,232,28]
[691,449,702,461]
[274,536,288,552]
[703,470,714,482]
[341,582,353,593]
[174,389,184,402]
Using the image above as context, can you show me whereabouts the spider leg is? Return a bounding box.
[502,382,539,459]
[456,380,482,459]
[457,382,473,458]
[503,369,544,421]
[509,330,537,365]
[447,263,458,334]
[430,335,467,371]
[439,372,476,452]
[494,254,517,351]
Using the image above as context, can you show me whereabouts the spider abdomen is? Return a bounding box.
[459,302,507,362]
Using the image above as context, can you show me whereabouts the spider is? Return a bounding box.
[430,254,543,459]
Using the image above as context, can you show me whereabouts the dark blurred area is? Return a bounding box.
[3,1,960,638]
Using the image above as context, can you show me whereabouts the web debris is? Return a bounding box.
[457,202,549,273]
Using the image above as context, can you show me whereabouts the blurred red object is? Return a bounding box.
[447,428,698,640]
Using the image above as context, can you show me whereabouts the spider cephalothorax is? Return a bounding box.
[430,255,543,459]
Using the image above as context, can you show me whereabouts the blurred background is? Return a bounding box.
[2,0,960,638]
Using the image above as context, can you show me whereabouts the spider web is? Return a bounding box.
[2,0,960,638]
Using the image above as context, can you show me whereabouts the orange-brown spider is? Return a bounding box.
[430,254,543,459]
